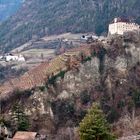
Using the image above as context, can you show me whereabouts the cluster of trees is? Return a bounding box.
[0,64,27,83]
[47,70,66,87]
[0,103,29,139]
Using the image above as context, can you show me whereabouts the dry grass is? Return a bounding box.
[21,49,55,58]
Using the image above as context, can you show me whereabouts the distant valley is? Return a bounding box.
[0,0,23,21]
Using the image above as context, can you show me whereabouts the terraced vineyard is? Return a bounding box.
[0,45,91,101]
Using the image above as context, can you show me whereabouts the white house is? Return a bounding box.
[5,54,25,62]
[109,17,140,35]
[17,54,26,62]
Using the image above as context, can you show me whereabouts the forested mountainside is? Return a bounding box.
[0,32,140,139]
[0,0,140,52]
[0,0,23,21]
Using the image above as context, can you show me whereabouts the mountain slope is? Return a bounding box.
[0,0,140,52]
[0,0,23,21]
[0,32,140,138]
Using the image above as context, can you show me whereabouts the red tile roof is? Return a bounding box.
[12,131,37,140]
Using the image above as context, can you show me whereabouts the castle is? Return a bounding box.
[109,17,140,35]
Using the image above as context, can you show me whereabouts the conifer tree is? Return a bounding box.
[79,103,115,140]
[12,103,29,131]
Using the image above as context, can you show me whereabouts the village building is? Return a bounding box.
[12,131,40,140]
[109,17,140,35]
[81,35,98,41]
[5,54,25,62]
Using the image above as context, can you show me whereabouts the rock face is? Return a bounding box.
[60,57,100,98]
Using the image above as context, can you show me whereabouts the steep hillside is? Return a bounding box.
[0,32,140,139]
[0,0,23,21]
[0,0,140,52]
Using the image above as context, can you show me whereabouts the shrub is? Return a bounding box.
[132,89,140,107]
[80,90,90,105]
